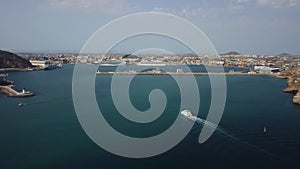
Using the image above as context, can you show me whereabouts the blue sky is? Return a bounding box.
[0,0,299,54]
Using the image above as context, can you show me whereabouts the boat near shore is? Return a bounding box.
[99,59,126,66]
[57,63,63,68]
[137,61,166,66]
[254,65,280,73]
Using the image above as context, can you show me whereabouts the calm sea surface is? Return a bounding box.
[1,64,300,169]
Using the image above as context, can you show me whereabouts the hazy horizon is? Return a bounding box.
[1,0,300,55]
[3,48,299,56]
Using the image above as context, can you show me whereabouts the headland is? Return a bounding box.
[0,74,34,97]
[277,67,300,104]
[0,85,35,97]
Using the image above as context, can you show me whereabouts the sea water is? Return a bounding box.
[1,64,300,169]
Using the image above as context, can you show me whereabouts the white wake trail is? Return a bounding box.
[183,114,279,158]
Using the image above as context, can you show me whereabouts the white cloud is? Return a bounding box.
[179,8,203,18]
[46,0,137,14]
[152,7,175,14]
[236,0,250,3]
[256,0,297,8]
[234,0,298,8]
[151,7,214,19]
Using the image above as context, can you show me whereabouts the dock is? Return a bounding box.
[96,71,276,76]
[0,85,35,97]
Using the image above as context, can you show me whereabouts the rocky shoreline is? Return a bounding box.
[0,74,35,97]
[0,85,35,97]
[277,67,300,104]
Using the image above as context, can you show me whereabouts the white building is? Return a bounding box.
[29,60,50,68]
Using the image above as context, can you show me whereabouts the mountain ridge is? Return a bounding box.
[0,50,32,68]
[220,51,242,55]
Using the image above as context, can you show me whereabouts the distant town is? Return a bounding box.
[15,51,300,73]
[1,49,300,104]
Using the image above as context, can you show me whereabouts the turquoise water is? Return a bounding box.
[1,64,300,169]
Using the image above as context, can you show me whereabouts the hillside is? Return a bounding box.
[278,67,300,104]
[220,51,242,56]
[276,53,293,57]
[0,50,32,68]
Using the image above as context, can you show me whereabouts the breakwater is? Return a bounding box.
[0,85,34,97]
[96,71,276,76]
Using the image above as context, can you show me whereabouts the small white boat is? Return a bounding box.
[181,110,218,129]
[18,103,23,107]
[181,110,193,117]
[57,63,63,68]
[264,126,267,134]
[180,110,197,120]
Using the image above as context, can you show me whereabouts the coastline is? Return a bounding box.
[0,85,35,97]
[0,67,42,73]
[276,67,300,104]
[281,79,300,105]
[1,64,298,104]
[96,69,300,105]
[96,71,277,76]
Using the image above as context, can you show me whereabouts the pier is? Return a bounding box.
[96,71,276,76]
[0,85,35,97]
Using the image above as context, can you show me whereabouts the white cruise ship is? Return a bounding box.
[137,60,166,66]
[254,66,280,73]
[99,59,126,66]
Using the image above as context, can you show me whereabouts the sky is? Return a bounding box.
[0,0,299,55]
